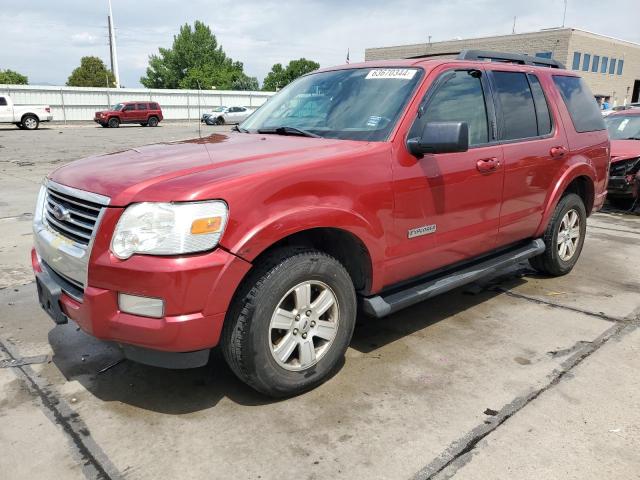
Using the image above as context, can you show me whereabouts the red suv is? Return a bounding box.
[94,101,163,128]
[33,51,608,397]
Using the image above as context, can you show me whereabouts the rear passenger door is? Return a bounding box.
[486,68,568,246]
[136,103,149,121]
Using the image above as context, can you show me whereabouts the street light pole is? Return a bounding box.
[562,0,568,27]
[107,0,121,88]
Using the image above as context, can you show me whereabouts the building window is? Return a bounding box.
[572,52,581,70]
[582,54,591,71]
[601,57,609,73]
[592,55,600,72]
[609,58,617,74]
[617,59,624,75]
[535,52,552,59]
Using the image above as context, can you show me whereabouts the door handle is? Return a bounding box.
[476,157,500,173]
[550,146,568,158]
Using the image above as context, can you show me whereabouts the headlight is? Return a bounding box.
[111,201,228,259]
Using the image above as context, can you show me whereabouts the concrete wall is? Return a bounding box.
[0,85,274,122]
[365,28,640,106]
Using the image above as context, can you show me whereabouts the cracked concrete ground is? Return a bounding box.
[0,123,638,480]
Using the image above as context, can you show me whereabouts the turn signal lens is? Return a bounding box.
[191,216,222,235]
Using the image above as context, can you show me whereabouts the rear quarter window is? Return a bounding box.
[552,76,604,133]
[0,97,7,106]
[151,103,160,110]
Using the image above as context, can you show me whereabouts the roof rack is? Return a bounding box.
[457,49,565,69]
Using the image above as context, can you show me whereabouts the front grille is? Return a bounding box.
[610,157,639,177]
[44,187,102,245]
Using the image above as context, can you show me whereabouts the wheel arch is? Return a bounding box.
[20,112,39,122]
[535,164,596,237]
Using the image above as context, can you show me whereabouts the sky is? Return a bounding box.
[2,0,639,88]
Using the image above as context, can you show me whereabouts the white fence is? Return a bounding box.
[0,84,274,122]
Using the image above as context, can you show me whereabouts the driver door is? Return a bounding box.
[387,67,505,285]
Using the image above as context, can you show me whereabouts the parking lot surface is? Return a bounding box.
[1,123,638,480]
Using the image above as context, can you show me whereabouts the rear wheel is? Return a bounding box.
[529,193,586,276]
[21,115,39,130]
[222,248,356,397]
[147,116,159,127]
[108,117,120,128]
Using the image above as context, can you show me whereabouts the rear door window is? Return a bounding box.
[137,103,148,110]
[552,76,605,133]
[491,71,538,140]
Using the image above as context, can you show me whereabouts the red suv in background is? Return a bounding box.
[94,101,163,128]
[34,51,609,397]
[604,109,640,210]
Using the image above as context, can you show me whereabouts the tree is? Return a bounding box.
[262,58,320,91]
[0,69,28,85]
[67,56,115,87]
[140,20,254,90]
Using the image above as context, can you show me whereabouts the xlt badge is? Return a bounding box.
[408,224,437,239]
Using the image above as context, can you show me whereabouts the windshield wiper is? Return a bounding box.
[232,125,249,133]
[257,126,321,138]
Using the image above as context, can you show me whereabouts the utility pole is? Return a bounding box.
[562,0,568,27]
[512,16,516,34]
[107,0,120,88]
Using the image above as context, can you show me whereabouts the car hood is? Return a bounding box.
[49,133,371,206]
[611,139,640,163]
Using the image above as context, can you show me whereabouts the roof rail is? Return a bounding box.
[457,49,565,69]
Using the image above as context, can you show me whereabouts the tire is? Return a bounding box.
[607,196,635,211]
[108,117,120,128]
[147,116,159,127]
[529,193,587,276]
[21,115,39,130]
[17,123,26,130]
[140,122,148,127]
[222,248,357,397]
[215,116,225,125]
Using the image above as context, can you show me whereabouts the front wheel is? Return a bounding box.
[529,193,587,276]
[108,117,120,128]
[222,248,356,397]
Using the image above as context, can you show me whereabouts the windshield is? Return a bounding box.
[212,106,226,112]
[605,115,640,140]
[112,103,124,111]
[242,67,423,141]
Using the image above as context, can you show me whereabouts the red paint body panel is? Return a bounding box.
[37,58,610,356]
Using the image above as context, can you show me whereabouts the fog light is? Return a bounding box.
[118,293,164,318]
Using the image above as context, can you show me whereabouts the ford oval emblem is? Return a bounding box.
[52,204,71,222]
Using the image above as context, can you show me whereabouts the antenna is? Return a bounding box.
[107,0,120,88]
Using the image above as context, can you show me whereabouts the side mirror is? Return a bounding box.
[407,121,469,157]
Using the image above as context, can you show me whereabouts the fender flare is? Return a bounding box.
[222,206,386,289]
[534,162,596,237]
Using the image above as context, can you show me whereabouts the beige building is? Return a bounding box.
[365,28,640,107]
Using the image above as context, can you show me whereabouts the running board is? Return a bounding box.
[362,239,545,318]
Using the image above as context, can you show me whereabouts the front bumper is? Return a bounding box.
[607,176,635,197]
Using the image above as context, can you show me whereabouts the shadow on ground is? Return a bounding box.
[48,266,531,415]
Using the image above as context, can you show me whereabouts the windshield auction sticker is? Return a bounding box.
[365,69,417,80]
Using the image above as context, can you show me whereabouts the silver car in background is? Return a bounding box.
[202,106,252,125]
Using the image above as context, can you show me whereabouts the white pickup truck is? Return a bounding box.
[0,95,53,130]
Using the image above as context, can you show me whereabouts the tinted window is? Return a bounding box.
[572,52,581,70]
[137,103,148,110]
[617,60,624,75]
[609,59,617,75]
[582,54,590,71]
[415,70,489,146]
[591,55,600,72]
[601,57,608,73]
[151,103,160,110]
[553,76,605,133]
[0,97,6,106]
[527,75,552,135]
[123,104,135,111]
[492,71,538,140]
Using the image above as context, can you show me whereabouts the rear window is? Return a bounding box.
[492,71,538,140]
[552,76,605,133]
